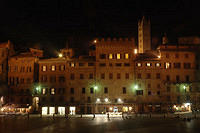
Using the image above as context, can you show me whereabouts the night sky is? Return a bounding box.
[0,0,200,56]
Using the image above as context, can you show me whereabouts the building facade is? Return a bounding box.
[6,48,43,113]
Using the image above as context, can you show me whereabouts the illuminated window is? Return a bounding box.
[117,54,121,59]
[51,88,55,95]
[51,65,56,71]
[156,63,161,67]
[42,88,46,95]
[165,62,171,69]
[42,66,47,71]
[134,49,138,54]
[136,63,142,67]
[109,54,113,59]
[59,65,65,71]
[70,62,75,67]
[125,53,129,59]
[146,63,151,67]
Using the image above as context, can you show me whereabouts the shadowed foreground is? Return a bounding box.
[0,115,200,133]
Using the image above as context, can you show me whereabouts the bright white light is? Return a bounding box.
[134,85,138,89]
[158,55,161,58]
[183,86,186,90]
[96,98,100,102]
[184,103,191,107]
[129,107,132,111]
[105,98,108,102]
[94,40,97,43]
[134,49,138,54]
[118,98,122,102]
[36,87,39,91]
[58,53,63,58]
[94,86,98,90]
[109,107,113,111]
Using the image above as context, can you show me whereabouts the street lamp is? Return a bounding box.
[94,86,98,90]
[96,98,100,102]
[134,84,138,89]
[105,98,109,102]
[58,53,63,58]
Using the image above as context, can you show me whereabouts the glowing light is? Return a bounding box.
[109,107,113,111]
[109,54,113,59]
[36,87,40,91]
[96,98,100,102]
[129,107,132,111]
[94,40,97,43]
[105,98,109,102]
[58,53,63,58]
[94,86,98,90]
[184,103,191,107]
[146,63,151,67]
[158,55,161,58]
[125,53,129,59]
[134,85,138,89]
[134,49,138,54]
[117,54,121,59]
[165,62,170,69]
[118,98,122,102]
[183,85,186,90]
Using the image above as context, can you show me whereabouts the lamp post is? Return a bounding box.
[94,86,98,117]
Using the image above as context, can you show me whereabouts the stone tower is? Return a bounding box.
[138,16,151,53]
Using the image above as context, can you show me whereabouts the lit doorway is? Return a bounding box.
[42,107,48,115]
[58,107,65,115]
[33,97,39,111]
[69,106,76,115]
[49,107,55,115]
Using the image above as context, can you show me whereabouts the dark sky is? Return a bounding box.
[0,0,200,55]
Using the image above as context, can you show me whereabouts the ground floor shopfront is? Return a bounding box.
[40,104,135,115]
[39,103,176,115]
